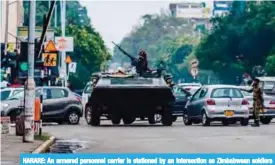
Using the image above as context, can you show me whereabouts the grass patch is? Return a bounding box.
[34,133,50,141]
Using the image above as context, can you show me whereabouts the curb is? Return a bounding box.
[32,136,56,153]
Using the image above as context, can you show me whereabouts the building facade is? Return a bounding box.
[1,0,24,50]
[212,1,233,17]
[170,2,212,19]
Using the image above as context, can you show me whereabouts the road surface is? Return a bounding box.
[44,118,275,153]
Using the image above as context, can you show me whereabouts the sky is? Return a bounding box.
[79,1,171,51]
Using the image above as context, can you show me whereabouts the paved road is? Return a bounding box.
[44,118,275,153]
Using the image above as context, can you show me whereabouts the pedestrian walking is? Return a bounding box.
[246,78,264,127]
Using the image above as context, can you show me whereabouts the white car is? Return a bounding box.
[82,81,93,108]
[1,87,24,101]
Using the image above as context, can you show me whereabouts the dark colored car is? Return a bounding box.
[1,86,83,124]
[172,86,191,122]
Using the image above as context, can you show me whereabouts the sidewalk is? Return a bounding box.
[1,127,44,165]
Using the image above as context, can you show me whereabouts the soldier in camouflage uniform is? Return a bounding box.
[164,74,175,89]
[247,78,264,127]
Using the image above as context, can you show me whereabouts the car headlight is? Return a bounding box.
[1,103,9,110]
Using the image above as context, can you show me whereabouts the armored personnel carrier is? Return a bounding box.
[84,43,175,126]
[85,72,175,126]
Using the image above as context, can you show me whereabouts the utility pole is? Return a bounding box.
[54,4,57,28]
[23,0,36,143]
[60,0,67,87]
[4,1,9,56]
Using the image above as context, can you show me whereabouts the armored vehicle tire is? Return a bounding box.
[148,116,156,124]
[122,116,136,125]
[111,115,121,125]
[91,107,101,126]
[161,107,173,126]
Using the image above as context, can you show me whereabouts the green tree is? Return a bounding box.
[112,13,200,81]
[195,1,275,83]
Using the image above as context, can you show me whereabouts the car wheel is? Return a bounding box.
[8,110,20,123]
[111,114,121,125]
[260,117,272,125]
[240,118,249,126]
[172,116,177,122]
[68,110,80,125]
[154,114,162,123]
[85,107,92,125]
[91,107,101,126]
[183,113,192,125]
[148,114,156,124]
[122,116,136,125]
[222,120,229,126]
[202,111,210,126]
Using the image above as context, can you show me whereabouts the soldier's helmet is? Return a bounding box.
[139,49,147,59]
[164,74,173,83]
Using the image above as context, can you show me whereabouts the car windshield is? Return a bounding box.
[1,90,11,100]
[263,81,275,90]
[8,90,24,100]
[84,82,93,94]
[211,88,243,98]
[188,88,200,95]
[240,90,252,96]
[173,87,187,97]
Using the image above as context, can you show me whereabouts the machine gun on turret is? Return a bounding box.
[113,42,169,78]
[112,42,138,66]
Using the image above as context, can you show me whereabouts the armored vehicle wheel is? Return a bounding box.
[161,107,173,126]
[111,114,121,125]
[122,116,136,125]
[91,107,101,126]
[148,114,156,124]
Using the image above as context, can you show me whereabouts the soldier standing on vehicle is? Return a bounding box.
[246,78,264,127]
[164,75,175,89]
[137,50,151,75]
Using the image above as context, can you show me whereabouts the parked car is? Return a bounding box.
[256,77,275,96]
[1,86,83,124]
[177,83,201,95]
[178,83,202,89]
[184,85,250,126]
[171,86,191,122]
[239,86,275,124]
[82,81,93,109]
[0,87,24,101]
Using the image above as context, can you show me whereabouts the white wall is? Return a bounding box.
[1,0,23,44]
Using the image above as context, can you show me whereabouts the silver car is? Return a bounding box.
[1,86,83,124]
[184,85,250,126]
[239,86,275,124]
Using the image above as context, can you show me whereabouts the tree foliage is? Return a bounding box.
[195,1,275,83]
[23,1,110,88]
[112,13,201,81]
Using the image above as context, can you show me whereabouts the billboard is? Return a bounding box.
[17,26,55,41]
